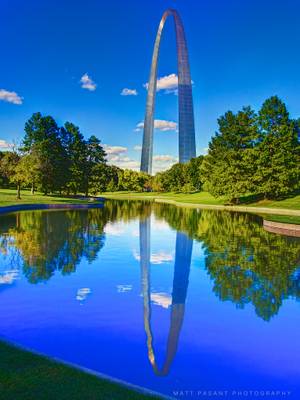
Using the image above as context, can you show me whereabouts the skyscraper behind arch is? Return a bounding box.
[141,9,196,174]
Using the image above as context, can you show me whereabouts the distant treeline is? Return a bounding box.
[1,96,299,202]
[0,112,151,198]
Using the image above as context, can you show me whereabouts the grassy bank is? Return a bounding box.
[4,188,300,211]
[2,188,300,224]
[101,190,300,209]
[0,189,99,207]
[101,191,225,205]
[0,340,160,400]
[101,191,300,223]
[263,214,300,224]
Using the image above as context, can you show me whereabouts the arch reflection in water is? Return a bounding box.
[139,216,193,376]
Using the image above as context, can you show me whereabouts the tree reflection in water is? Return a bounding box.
[154,204,300,321]
[0,200,299,321]
[0,201,152,284]
[1,201,300,376]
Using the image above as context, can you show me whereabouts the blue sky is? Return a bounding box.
[1,0,300,172]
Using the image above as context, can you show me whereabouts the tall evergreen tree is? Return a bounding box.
[60,122,87,194]
[201,107,258,203]
[83,135,106,196]
[255,96,300,199]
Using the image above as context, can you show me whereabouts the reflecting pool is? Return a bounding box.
[0,201,300,399]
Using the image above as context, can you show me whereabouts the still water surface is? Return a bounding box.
[0,201,300,399]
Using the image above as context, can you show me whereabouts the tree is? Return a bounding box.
[254,96,300,199]
[15,149,41,194]
[0,152,21,199]
[0,151,9,187]
[201,107,258,203]
[118,169,151,192]
[23,113,70,194]
[185,156,204,191]
[83,135,106,196]
[60,122,87,195]
[89,164,121,194]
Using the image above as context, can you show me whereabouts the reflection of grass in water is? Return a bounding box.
[0,340,158,400]
[0,189,100,207]
[264,214,300,225]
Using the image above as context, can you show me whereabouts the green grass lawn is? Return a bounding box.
[2,188,300,211]
[0,189,98,207]
[101,191,226,205]
[0,340,160,400]
[247,194,300,210]
[102,191,300,209]
[263,214,300,224]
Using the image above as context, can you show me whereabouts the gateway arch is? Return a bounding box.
[141,9,196,174]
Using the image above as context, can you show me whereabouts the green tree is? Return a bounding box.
[254,96,300,198]
[157,163,186,192]
[0,151,9,187]
[185,156,204,191]
[23,113,70,195]
[60,122,87,195]
[0,152,21,199]
[201,107,258,203]
[83,135,106,196]
[118,169,151,192]
[15,149,41,194]
[89,164,120,194]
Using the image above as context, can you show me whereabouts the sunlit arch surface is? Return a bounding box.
[141,8,196,174]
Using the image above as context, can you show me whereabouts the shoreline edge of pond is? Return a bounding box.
[101,195,300,217]
[0,337,172,400]
[0,202,104,215]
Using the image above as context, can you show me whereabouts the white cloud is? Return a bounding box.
[121,88,138,96]
[144,73,178,94]
[0,269,19,285]
[135,119,177,132]
[104,145,127,155]
[151,292,172,309]
[157,73,178,93]
[102,143,140,170]
[153,154,177,162]
[151,219,170,231]
[150,252,173,264]
[114,158,140,170]
[0,140,13,150]
[104,222,125,236]
[117,285,133,293]
[80,73,97,91]
[0,89,23,105]
[144,73,194,95]
[76,288,91,303]
[152,154,178,173]
[107,153,140,170]
[133,250,173,264]
[133,145,142,151]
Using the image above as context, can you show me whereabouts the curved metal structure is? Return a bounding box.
[141,8,196,174]
[139,217,192,375]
